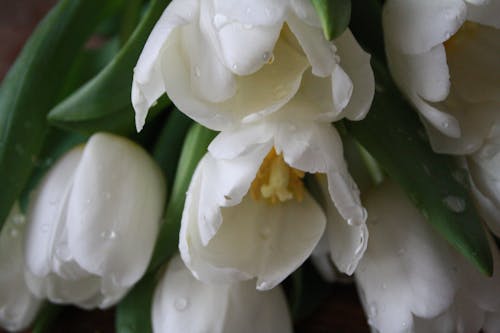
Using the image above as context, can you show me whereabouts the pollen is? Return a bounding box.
[250,148,305,204]
[444,21,480,53]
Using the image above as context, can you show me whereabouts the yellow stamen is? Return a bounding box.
[250,148,305,204]
[444,21,480,53]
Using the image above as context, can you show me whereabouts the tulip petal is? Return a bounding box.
[181,174,325,290]
[162,30,308,130]
[66,133,165,288]
[383,0,467,54]
[333,29,374,121]
[286,11,336,77]
[273,116,366,225]
[0,206,41,332]
[213,0,287,26]
[195,146,270,245]
[25,147,83,277]
[315,176,368,275]
[356,182,457,333]
[290,0,321,28]
[216,22,282,76]
[153,255,292,333]
[132,0,200,131]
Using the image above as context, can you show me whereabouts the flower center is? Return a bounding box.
[444,21,480,53]
[250,148,305,204]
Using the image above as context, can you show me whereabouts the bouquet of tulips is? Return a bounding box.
[1,0,499,332]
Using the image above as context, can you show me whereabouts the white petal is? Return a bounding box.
[355,182,457,333]
[213,0,287,26]
[195,146,270,245]
[273,117,366,225]
[0,205,41,331]
[330,64,353,117]
[162,31,308,130]
[424,98,500,154]
[310,236,338,282]
[132,0,200,131]
[333,30,375,121]
[286,11,336,77]
[67,133,165,287]
[25,147,83,277]
[290,0,321,27]
[208,122,274,160]
[383,0,467,54]
[152,255,292,333]
[181,186,325,290]
[316,176,368,275]
[217,22,282,76]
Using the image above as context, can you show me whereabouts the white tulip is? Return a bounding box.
[383,0,500,155]
[24,133,166,309]
[152,255,292,333]
[354,181,500,333]
[0,205,41,332]
[179,105,369,290]
[467,124,500,236]
[132,0,374,133]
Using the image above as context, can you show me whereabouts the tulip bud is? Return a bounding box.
[152,255,292,333]
[24,133,166,309]
[0,204,41,332]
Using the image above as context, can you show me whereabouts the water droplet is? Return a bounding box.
[224,194,232,200]
[174,297,189,311]
[452,168,468,187]
[257,281,270,290]
[55,243,72,261]
[401,321,407,328]
[9,228,19,238]
[381,283,387,290]
[262,52,275,64]
[441,121,449,129]
[101,230,117,240]
[12,214,25,225]
[354,236,365,255]
[85,198,92,205]
[213,14,228,30]
[245,7,252,15]
[369,303,378,318]
[243,23,253,29]
[442,195,466,213]
[232,63,238,71]
[193,65,201,77]
[444,32,452,40]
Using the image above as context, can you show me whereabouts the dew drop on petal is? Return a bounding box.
[442,195,466,213]
[55,243,72,261]
[174,297,189,311]
[441,121,450,129]
[9,228,19,238]
[12,214,25,225]
[257,281,270,290]
[101,230,118,240]
[194,65,201,78]
[213,13,228,30]
[243,23,253,30]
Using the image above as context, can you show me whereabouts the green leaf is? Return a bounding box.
[311,0,351,40]
[153,109,193,192]
[31,303,62,333]
[47,0,172,134]
[0,0,125,228]
[116,273,157,333]
[345,59,493,276]
[148,124,217,273]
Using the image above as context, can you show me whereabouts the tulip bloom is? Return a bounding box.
[354,181,500,333]
[152,255,292,333]
[24,133,166,309]
[0,205,41,332]
[132,0,374,132]
[383,0,500,154]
